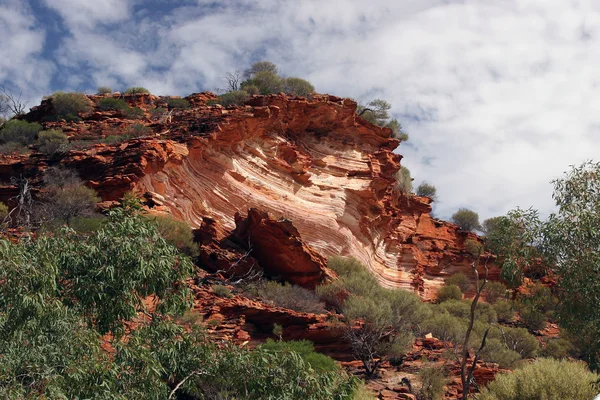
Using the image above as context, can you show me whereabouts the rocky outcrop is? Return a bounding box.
[0,92,498,298]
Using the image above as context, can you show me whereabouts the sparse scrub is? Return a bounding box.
[0,119,41,145]
[283,77,315,97]
[483,281,507,303]
[98,97,130,112]
[216,90,249,107]
[451,208,481,231]
[436,285,462,303]
[148,214,198,257]
[257,281,326,313]
[0,202,8,221]
[166,98,190,109]
[260,339,338,373]
[52,92,92,117]
[417,366,447,400]
[124,106,145,119]
[241,70,284,94]
[479,339,522,368]
[96,86,112,95]
[124,87,150,95]
[493,301,516,323]
[395,166,412,195]
[37,129,69,155]
[520,305,547,332]
[128,122,151,137]
[0,142,28,154]
[478,358,598,400]
[212,284,232,298]
[445,273,470,293]
[417,182,437,200]
[542,338,573,359]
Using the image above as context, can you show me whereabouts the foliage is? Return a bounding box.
[451,208,481,231]
[488,326,539,358]
[216,90,250,107]
[357,99,408,140]
[417,366,447,400]
[124,86,150,95]
[395,166,412,195]
[98,97,130,111]
[0,202,7,221]
[96,86,112,95]
[148,214,199,257]
[128,122,151,137]
[42,167,100,226]
[244,60,278,77]
[479,358,598,400]
[436,285,462,303]
[482,216,504,236]
[212,284,232,298]
[485,208,544,288]
[439,300,497,324]
[445,272,471,293]
[422,312,467,343]
[318,257,425,376]
[352,384,377,400]
[479,339,522,368]
[258,281,326,313]
[0,142,28,154]
[242,70,284,94]
[166,97,190,109]
[52,92,92,117]
[542,338,574,359]
[416,182,437,200]
[125,106,145,119]
[37,129,69,155]
[261,339,339,373]
[0,119,41,145]
[520,305,547,332]
[483,281,507,303]
[284,77,315,97]
[493,301,516,323]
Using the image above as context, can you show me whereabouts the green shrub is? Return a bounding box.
[212,284,232,298]
[149,214,198,257]
[37,129,69,155]
[68,216,107,233]
[464,238,483,257]
[96,86,112,95]
[416,182,437,200]
[352,384,376,400]
[283,77,315,97]
[243,84,260,95]
[480,338,522,368]
[258,281,326,313]
[479,358,598,400]
[0,202,8,221]
[0,142,28,154]
[542,338,573,359]
[216,90,249,107]
[124,87,150,95]
[483,281,507,303]
[439,300,497,324]
[445,272,471,293]
[241,71,284,94]
[128,122,151,137]
[166,98,190,109]
[260,339,338,373]
[451,208,481,231]
[52,92,92,117]
[520,305,547,332]
[488,326,539,358]
[493,301,516,323]
[422,312,467,343]
[417,366,447,400]
[395,166,412,195]
[98,97,129,112]
[0,119,42,145]
[124,107,144,119]
[436,285,462,303]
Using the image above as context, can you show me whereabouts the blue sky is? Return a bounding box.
[2,0,600,221]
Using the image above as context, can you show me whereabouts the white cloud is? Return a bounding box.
[7,0,600,221]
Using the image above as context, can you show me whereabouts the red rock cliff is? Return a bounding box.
[0,93,497,298]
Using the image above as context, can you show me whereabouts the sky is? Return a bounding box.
[2,0,599,221]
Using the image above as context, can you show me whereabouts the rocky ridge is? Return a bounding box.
[0,92,498,299]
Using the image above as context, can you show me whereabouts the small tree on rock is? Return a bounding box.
[451,208,481,232]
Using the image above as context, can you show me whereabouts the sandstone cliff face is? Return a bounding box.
[0,93,497,298]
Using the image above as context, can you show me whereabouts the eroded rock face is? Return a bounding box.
[0,93,498,298]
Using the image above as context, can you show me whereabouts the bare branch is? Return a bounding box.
[0,84,28,117]
[225,70,242,92]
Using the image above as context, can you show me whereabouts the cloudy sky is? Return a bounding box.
[2,0,599,220]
